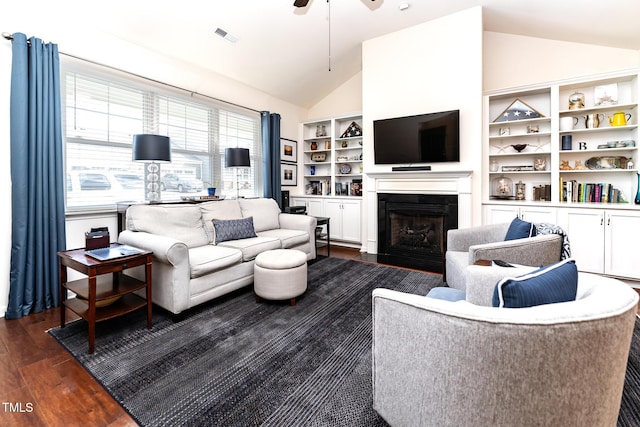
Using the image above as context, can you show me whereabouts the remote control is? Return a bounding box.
[493,259,514,268]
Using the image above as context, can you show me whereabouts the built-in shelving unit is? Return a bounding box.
[483,70,640,281]
[301,114,363,197]
[484,71,638,205]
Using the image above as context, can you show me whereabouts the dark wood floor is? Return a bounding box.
[1,246,638,427]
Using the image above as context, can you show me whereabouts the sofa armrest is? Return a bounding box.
[118,230,189,266]
[469,234,562,266]
[278,213,317,233]
[447,223,509,252]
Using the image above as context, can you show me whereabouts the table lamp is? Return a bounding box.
[225,147,250,199]
[132,134,171,202]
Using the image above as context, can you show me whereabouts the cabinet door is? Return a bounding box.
[605,210,640,279]
[484,205,520,224]
[520,206,556,224]
[290,197,323,217]
[324,199,343,239]
[340,199,361,242]
[307,199,324,217]
[557,208,604,274]
[291,197,307,209]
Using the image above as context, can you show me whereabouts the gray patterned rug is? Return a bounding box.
[49,257,443,426]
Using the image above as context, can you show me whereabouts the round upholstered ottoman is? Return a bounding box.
[254,249,307,306]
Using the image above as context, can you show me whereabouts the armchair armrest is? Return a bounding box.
[468,234,562,266]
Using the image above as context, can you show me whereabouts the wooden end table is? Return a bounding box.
[58,243,153,354]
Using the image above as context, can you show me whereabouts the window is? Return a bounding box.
[61,58,263,211]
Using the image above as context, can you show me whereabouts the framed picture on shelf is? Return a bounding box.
[280,138,297,163]
[281,163,297,186]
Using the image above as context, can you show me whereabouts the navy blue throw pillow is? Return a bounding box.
[213,217,257,244]
[492,259,578,308]
[504,217,537,241]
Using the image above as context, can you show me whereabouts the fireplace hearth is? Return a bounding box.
[377,193,458,272]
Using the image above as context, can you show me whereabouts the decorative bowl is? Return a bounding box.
[511,144,528,152]
[76,295,122,307]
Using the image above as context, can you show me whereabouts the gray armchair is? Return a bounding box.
[372,272,638,427]
[445,222,563,296]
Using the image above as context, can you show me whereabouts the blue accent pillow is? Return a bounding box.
[212,217,257,244]
[504,217,537,241]
[492,258,578,308]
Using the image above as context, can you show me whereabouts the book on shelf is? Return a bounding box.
[560,178,626,203]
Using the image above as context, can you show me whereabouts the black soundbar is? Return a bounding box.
[391,166,432,171]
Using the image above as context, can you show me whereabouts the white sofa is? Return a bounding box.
[118,198,317,315]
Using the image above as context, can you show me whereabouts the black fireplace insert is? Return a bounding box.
[377,193,458,272]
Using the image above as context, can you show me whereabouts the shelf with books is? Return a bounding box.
[559,178,630,204]
[484,69,639,206]
[300,114,363,199]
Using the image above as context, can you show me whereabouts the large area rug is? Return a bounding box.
[49,257,640,427]
[49,257,441,426]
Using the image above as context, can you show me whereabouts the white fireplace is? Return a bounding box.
[364,171,473,254]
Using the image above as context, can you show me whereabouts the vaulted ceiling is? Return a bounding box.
[6,0,640,108]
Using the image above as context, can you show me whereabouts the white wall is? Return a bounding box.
[484,32,640,92]
[0,17,307,317]
[307,72,363,119]
[361,7,484,249]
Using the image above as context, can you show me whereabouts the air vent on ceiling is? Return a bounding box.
[214,27,238,43]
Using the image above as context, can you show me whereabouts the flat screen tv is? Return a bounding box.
[373,110,460,165]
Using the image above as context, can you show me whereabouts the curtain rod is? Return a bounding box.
[2,32,262,114]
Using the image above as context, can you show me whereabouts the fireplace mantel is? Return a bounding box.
[364,170,473,254]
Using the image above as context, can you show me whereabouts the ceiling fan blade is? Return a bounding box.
[293,0,309,7]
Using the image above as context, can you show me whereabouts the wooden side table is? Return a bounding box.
[58,244,153,354]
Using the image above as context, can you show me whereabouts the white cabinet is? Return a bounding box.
[291,196,361,244]
[557,207,640,279]
[291,197,323,217]
[484,204,557,225]
[325,198,361,242]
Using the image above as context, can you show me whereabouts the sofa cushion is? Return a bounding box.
[126,204,209,248]
[492,258,578,308]
[212,217,258,244]
[218,237,282,261]
[188,245,243,279]
[200,200,243,243]
[257,229,309,249]
[238,198,281,232]
[504,217,537,241]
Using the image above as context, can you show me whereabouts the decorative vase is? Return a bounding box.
[635,173,640,204]
[207,187,216,196]
[310,141,318,150]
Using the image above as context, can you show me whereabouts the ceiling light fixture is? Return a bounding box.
[399,3,410,11]
[214,27,238,43]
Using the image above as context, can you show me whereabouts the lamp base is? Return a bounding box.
[146,162,161,202]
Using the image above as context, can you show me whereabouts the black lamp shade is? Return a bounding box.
[132,134,171,162]
[225,148,251,167]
